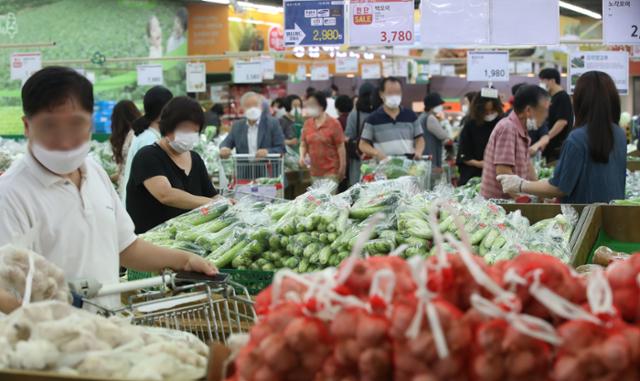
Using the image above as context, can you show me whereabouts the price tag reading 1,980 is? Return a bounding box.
[466,51,510,82]
[604,0,640,45]
[233,61,263,84]
[349,0,415,46]
[136,64,164,86]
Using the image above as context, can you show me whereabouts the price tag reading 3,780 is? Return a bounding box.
[349,0,414,46]
[467,51,510,82]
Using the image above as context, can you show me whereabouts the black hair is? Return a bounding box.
[574,71,621,163]
[464,91,477,103]
[210,103,224,115]
[356,82,376,113]
[539,68,561,85]
[175,7,188,31]
[110,100,141,165]
[305,87,316,98]
[335,95,353,114]
[513,85,550,114]
[271,97,285,108]
[380,76,402,92]
[330,84,339,92]
[283,94,303,113]
[22,66,94,118]
[470,95,503,125]
[308,91,327,111]
[159,96,205,136]
[132,86,173,135]
[511,82,527,97]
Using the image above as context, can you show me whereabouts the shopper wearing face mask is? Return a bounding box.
[498,71,626,204]
[457,94,504,186]
[279,95,303,148]
[537,68,574,162]
[127,96,222,234]
[480,85,550,199]
[359,77,425,161]
[0,68,216,313]
[220,91,285,159]
[419,93,451,173]
[299,91,347,187]
[459,91,477,127]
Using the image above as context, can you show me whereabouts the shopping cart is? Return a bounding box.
[360,155,433,190]
[220,153,285,201]
[69,271,256,345]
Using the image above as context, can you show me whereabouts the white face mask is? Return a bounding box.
[432,105,444,114]
[31,141,90,175]
[484,113,499,122]
[245,107,262,121]
[526,118,539,131]
[462,105,469,114]
[275,108,287,118]
[293,107,302,116]
[169,131,199,154]
[384,95,402,109]
[305,107,322,118]
[539,82,548,91]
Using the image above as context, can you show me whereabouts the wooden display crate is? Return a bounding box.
[572,204,640,267]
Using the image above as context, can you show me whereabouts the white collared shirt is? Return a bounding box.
[0,153,137,309]
[247,121,259,155]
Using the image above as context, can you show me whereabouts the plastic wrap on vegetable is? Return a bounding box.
[284,145,301,171]
[88,141,118,180]
[0,138,26,173]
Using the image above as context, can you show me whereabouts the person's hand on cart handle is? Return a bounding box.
[255,149,269,158]
[182,252,218,276]
[413,152,422,161]
[497,174,527,195]
[220,147,232,159]
[375,151,387,161]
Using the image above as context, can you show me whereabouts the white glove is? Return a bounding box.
[496,174,525,194]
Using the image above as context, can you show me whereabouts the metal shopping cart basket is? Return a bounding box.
[220,153,285,201]
[69,271,256,345]
[360,155,433,190]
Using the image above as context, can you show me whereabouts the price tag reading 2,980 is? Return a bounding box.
[467,51,510,82]
[349,0,415,46]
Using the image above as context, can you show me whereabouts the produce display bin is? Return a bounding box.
[220,268,274,295]
[572,204,640,267]
[0,370,116,381]
[497,203,589,266]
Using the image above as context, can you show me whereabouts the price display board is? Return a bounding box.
[233,61,263,84]
[136,64,164,86]
[311,64,330,80]
[348,0,414,46]
[467,51,510,82]
[362,63,381,79]
[335,57,359,73]
[568,51,629,94]
[10,52,42,81]
[296,64,307,80]
[603,0,640,45]
[284,0,345,46]
[186,63,206,93]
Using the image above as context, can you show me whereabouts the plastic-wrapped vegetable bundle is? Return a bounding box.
[89,141,118,179]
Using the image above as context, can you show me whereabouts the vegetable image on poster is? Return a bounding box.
[284,0,345,46]
[348,0,415,46]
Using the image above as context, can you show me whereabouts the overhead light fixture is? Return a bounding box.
[559,1,601,20]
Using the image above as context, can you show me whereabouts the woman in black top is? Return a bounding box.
[457,94,504,186]
[127,97,220,233]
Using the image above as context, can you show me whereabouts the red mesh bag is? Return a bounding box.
[606,253,640,323]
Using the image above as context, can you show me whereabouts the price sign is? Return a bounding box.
[233,61,263,84]
[467,51,510,82]
[393,60,408,77]
[428,63,442,76]
[568,51,629,94]
[604,0,640,45]
[349,0,415,46]
[335,56,358,73]
[441,65,456,76]
[10,52,41,81]
[296,64,307,80]
[257,56,276,80]
[382,60,393,77]
[361,63,381,79]
[284,0,345,46]
[311,64,330,81]
[186,62,206,92]
[136,64,164,86]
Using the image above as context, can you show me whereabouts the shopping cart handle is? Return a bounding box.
[233,153,282,159]
[174,271,230,285]
[68,278,103,298]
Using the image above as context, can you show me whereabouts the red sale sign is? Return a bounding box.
[348,0,414,46]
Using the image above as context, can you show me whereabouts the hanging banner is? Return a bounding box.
[362,63,381,79]
[348,0,415,46]
[311,64,330,81]
[233,61,263,84]
[186,62,207,93]
[603,0,640,45]
[568,51,629,95]
[284,0,345,46]
[10,52,42,81]
[467,51,510,82]
[296,64,307,80]
[136,64,164,86]
[335,56,359,73]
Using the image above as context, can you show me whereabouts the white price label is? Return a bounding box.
[310,64,330,80]
[296,64,307,80]
[604,0,640,45]
[258,56,276,80]
[186,62,207,93]
[441,65,456,76]
[428,63,441,76]
[516,61,533,74]
[234,61,263,84]
[10,52,41,81]
[349,0,415,46]
[393,60,408,77]
[210,85,228,103]
[136,64,164,86]
[361,63,381,79]
[568,51,629,95]
[467,51,510,82]
[335,56,358,73]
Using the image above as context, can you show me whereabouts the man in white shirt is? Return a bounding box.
[0,67,216,313]
[219,92,285,159]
